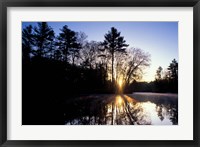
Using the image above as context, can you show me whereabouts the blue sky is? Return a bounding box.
[22,22,178,82]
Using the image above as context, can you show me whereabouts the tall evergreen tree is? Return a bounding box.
[33,22,55,57]
[57,25,81,64]
[22,25,34,61]
[167,59,178,81]
[155,66,163,80]
[103,27,129,84]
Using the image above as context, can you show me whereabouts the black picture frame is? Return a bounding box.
[0,0,199,146]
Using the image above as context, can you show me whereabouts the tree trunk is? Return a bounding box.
[65,47,68,63]
[72,55,75,66]
[111,51,114,84]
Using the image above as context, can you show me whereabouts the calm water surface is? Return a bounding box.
[64,93,178,125]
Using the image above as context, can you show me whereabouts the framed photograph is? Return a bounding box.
[0,0,199,146]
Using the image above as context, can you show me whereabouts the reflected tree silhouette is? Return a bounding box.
[64,94,178,125]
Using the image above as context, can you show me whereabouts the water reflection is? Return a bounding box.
[64,94,178,125]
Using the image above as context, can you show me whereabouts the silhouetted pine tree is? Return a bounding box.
[103,27,129,84]
[33,22,55,58]
[22,25,34,62]
[57,25,81,65]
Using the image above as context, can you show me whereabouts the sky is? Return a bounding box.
[22,22,178,82]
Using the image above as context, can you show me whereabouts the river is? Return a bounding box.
[64,93,178,125]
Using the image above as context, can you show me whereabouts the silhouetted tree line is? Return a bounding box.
[23,22,151,95]
[125,59,178,93]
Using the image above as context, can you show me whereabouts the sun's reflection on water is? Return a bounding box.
[115,95,123,105]
[64,94,178,125]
